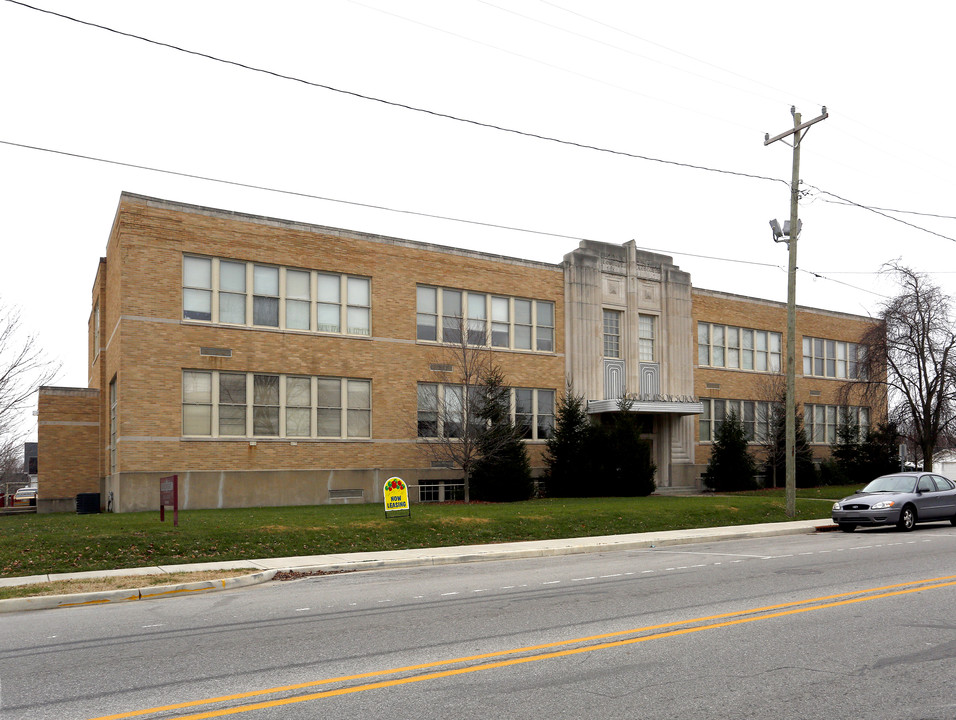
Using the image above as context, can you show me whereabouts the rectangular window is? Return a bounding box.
[417,384,554,441]
[183,257,212,321]
[184,255,370,337]
[253,374,280,436]
[603,310,622,358]
[442,290,463,345]
[444,385,464,439]
[514,299,532,350]
[183,371,212,436]
[536,302,554,352]
[109,378,117,474]
[253,266,279,327]
[698,399,711,442]
[346,277,371,336]
[417,286,438,341]
[698,323,780,373]
[93,303,101,358]
[467,293,487,346]
[699,398,779,443]
[638,314,656,362]
[183,370,369,439]
[537,389,555,439]
[219,260,246,324]
[712,324,725,367]
[317,377,343,437]
[697,323,710,366]
[726,327,739,369]
[803,337,862,379]
[419,287,553,352]
[285,376,311,437]
[347,379,371,437]
[218,372,247,436]
[417,383,438,437]
[316,273,341,333]
[742,329,754,370]
[285,270,311,331]
[491,296,510,348]
[804,403,871,444]
[515,388,534,439]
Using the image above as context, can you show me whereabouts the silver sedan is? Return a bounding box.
[832,472,956,532]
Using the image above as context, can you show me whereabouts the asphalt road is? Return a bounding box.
[3,524,956,719]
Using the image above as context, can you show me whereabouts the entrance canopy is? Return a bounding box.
[587,395,702,416]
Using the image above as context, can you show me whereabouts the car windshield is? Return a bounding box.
[861,475,917,494]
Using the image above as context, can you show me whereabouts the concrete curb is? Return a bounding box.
[0,519,836,613]
[0,570,278,613]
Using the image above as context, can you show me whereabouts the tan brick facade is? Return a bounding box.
[37,387,101,512]
[37,193,884,511]
[692,288,883,467]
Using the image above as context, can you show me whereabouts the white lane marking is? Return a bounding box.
[142,624,165,628]
[295,608,310,612]
[543,581,560,585]
[441,592,459,596]
[473,589,488,593]
[599,574,622,578]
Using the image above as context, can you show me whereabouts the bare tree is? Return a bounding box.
[755,372,787,488]
[0,302,60,453]
[854,263,956,471]
[415,315,514,503]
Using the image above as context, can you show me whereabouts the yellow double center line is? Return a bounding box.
[91,575,956,720]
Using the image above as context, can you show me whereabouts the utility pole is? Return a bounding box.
[765,106,828,518]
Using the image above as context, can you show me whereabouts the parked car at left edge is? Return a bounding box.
[832,472,956,532]
[11,487,37,507]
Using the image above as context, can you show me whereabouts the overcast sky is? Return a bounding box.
[2,1,954,441]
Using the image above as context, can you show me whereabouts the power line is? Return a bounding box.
[805,185,956,244]
[632,245,887,298]
[817,197,956,221]
[4,0,788,188]
[0,138,597,244]
[0,135,887,300]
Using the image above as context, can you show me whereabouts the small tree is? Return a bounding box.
[544,381,593,497]
[703,410,757,492]
[470,367,532,502]
[858,421,902,480]
[592,396,656,497]
[765,405,817,488]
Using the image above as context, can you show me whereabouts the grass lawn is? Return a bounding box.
[0,492,845,580]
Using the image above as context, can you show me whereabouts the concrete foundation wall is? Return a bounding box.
[107,467,475,513]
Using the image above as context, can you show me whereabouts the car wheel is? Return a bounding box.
[839,523,856,533]
[897,505,917,531]
[951,516,956,527]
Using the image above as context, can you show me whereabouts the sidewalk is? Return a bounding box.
[0,518,834,613]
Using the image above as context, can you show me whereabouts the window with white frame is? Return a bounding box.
[109,377,117,474]
[804,404,869,444]
[416,286,555,353]
[182,370,371,439]
[603,310,622,358]
[698,323,781,372]
[183,256,212,321]
[699,398,780,443]
[183,255,370,337]
[417,384,554,440]
[638,314,656,362]
[93,302,100,358]
[802,337,862,379]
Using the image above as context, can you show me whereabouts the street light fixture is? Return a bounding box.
[769,219,801,243]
